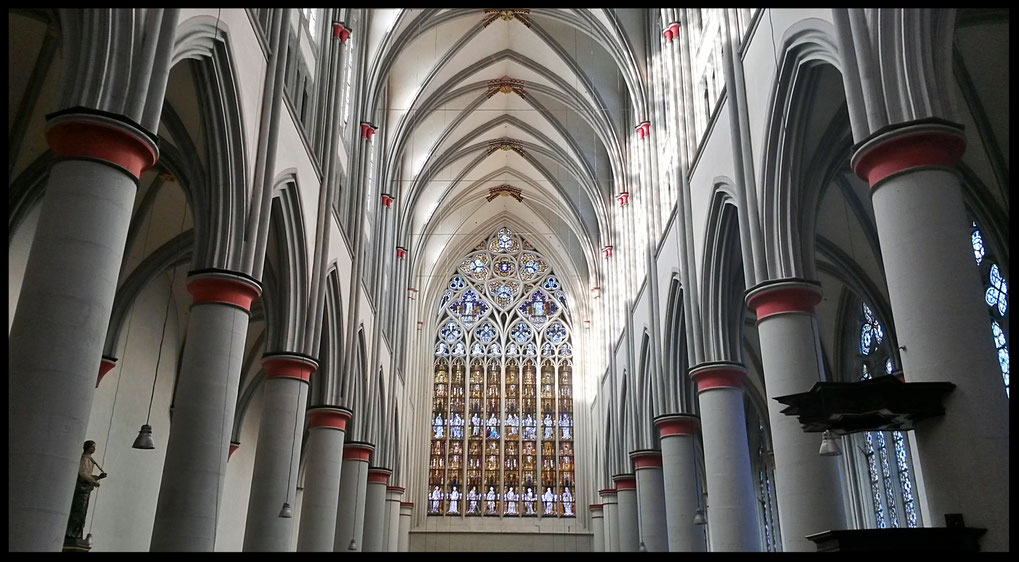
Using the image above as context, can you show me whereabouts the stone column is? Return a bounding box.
[590,504,605,552]
[361,467,391,551]
[630,450,668,551]
[746,280,847,551]
[384,486,404,551]
[654,414,706,551]
[690,362,760,551]
[9,110,158,551]
[397,502,413,552]
[613,474,639,551]
[334,442,373,551]
[296,406,353,551]
[599,488,619,552]
[150,269,262,551]
[852,120,1009,550]
[243,353,317,551]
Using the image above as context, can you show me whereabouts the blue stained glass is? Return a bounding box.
[972,224,985,265]
[864,431,886,529]
[450,289,489,327]
[491,227,519,252]
[441,321,463,343]
[985,265,1008,316]
[892,432,918,528]
[449,276,466,290]
[542,342,554,356]
[525,342,537,356]
[519,290,558,326]
[476,323,497,344]
[876,432,899,527]
[543,276,560,290]
[511,323,532,344]
[472,342,485,356]
[489,342,502,356]
[453,341,466,355]
[506,342,519,356]
[559,342,572,357]
[439,289,455,312]
[556,291,569,312]
[436,342,448,356]
[885,358,894,375]
[546,322,568,344]
[861,326,873,355]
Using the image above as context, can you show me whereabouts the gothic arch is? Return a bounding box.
[759,19,846,280]
[164,14,249,270]
[701,185,747,363]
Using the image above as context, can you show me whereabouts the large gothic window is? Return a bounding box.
[971,222,1009,398]
[852,303,920,529]
[427,227,576,518]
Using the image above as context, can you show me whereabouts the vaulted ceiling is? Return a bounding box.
[363,9,648,304]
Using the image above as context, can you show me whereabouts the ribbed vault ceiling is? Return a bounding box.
[367,9,643,304]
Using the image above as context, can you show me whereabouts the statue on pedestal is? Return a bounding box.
[65,441,107,548]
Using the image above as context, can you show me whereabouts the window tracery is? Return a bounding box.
[428,226,576,517]
[852,304,920,529]
[972,222,1009,397]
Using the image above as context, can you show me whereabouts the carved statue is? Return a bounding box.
[65,441,107,544]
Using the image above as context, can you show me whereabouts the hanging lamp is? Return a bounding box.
[133,195,189,449]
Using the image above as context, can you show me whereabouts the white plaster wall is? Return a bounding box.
[80,276,181,551]
[687,99,736,291]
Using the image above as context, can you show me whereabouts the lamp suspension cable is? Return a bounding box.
[133,191,189,450]
[280,367,304,518]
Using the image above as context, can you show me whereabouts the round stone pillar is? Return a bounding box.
[654,414,706,551]
[384,486,404,552]
[746,280,847,551]
[599,488,619,551]
[334,442,373,551]
[852,119,1009,551]
[9,111,158,551]
[361,467,392,551]
[590,504,605,552]
[296,406,352,551]
[612,474,639,551]
[151,269,262,551]
[397,502,413,552]
[690,362,761,551]
[243,353,317,551]
[630,450,668,551]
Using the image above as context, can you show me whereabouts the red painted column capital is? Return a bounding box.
[654,413,700,437]
[745,278,822,320]
[590,503,604,511]
[629,449,663,470]
[262,352,318,382]
[612,474,637,490]
[599,488,618,497]
[851,119,966,189]
[690,361,748,392]
[343,441,375,462]
[96,355,118,388]
[400,501,414,508]
[186,269,262,312]
[387,485,405,494]
[368,467,393,485]
[306,405,353,430]
[45,109,159,180]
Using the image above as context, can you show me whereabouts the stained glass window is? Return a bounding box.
[429,226,576,517]
[972,222,1009,397]
[855,305,920,529]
